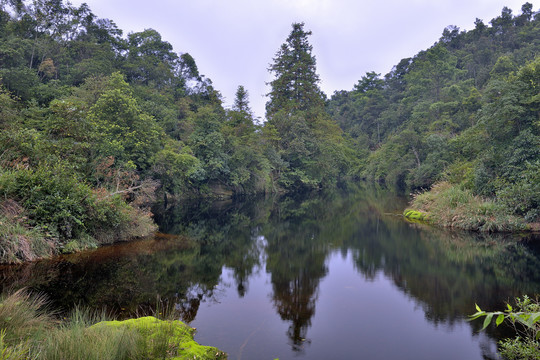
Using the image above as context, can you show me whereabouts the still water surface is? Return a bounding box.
[2,187,540,359]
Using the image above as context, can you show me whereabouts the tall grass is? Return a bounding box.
[0,214,55,264]
[39,307,142,360]
[0,290,141,360]
[411,182,527,232]
[0,330,29,360]
[0,289,52,345]
[0,291,226,359]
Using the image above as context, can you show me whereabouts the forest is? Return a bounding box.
[0,0,539,263]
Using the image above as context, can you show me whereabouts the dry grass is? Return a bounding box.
[0,200,55,263]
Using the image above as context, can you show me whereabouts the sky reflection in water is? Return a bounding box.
[2,187,540,359]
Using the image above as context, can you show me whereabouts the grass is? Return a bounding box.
[0,289,52,346]
[0,203,56,263]
[410,182,528,232]
[39,307,142,360]
[0,290,226,360]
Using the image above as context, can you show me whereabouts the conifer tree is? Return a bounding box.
[266,22,325,118]
[233,85,250,113]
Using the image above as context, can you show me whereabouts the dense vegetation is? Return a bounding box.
[0,2,354,262]
[327,3,540,229]
[0,1,539,263]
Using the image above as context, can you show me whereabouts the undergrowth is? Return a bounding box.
[411,182,528,232]
[0,290,226,359]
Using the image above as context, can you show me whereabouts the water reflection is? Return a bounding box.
[1,186,539,358]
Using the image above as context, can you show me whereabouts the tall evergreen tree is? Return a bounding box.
[266,22,325,118]
[263,23,351,191]
[233,85,250,114]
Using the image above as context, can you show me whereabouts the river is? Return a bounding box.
[1,185,540,359]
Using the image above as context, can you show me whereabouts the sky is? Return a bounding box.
[70,0,537,120]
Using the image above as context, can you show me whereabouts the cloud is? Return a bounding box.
[70,0,536,119]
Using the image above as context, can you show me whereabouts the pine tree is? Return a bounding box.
[266,22,325,119]
[233,85,251,114]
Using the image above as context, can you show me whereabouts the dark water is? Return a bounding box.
[2,186,540,360]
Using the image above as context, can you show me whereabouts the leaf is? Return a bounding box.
[530,312,540,324]
[482,313,494,330]
[496,314,505,326]
[476,303,481,312]
[507,304,513,312]
[524,312,540,328]
[469,311,486,321]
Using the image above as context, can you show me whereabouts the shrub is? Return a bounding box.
[0,163,156,260]
[0,165,91,242]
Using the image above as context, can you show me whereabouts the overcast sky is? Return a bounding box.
[70,0,537,120]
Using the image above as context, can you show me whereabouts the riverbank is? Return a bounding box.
[404,182,536,232]
[0,195,156,264]
[0,290,227,359]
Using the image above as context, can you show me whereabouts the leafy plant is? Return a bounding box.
[471,296,540,359]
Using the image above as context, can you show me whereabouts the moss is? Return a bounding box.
[90,316,227,360]
[403,209,428,221]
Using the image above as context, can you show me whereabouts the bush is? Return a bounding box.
[496,160,540,222]
[0,165,91,242]
[0,163,156,260]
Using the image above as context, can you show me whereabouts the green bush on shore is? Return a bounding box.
[0,163,156,263]
[409,182,528,232]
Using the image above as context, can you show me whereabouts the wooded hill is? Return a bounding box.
[328,3,539,224]
[0,1,538,262]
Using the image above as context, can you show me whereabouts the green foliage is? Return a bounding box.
[0,162,156,258]
[187,105,230,185]
[499,337,540,360]
[0,2,358,212]
[266,22,325,118]
[152,140,202,196]
[471,296,540,360]
[265,23,351,191]
[0,164,93,241]
[87,72,164,171]
[91,317,227,359]
[411,182,527,232]
[0,290,227,359]
[328,7,540,224]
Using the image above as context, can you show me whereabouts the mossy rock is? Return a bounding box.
[403,209,429,221]
[90,316,227,359]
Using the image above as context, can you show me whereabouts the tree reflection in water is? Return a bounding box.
[0,185,539,358]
